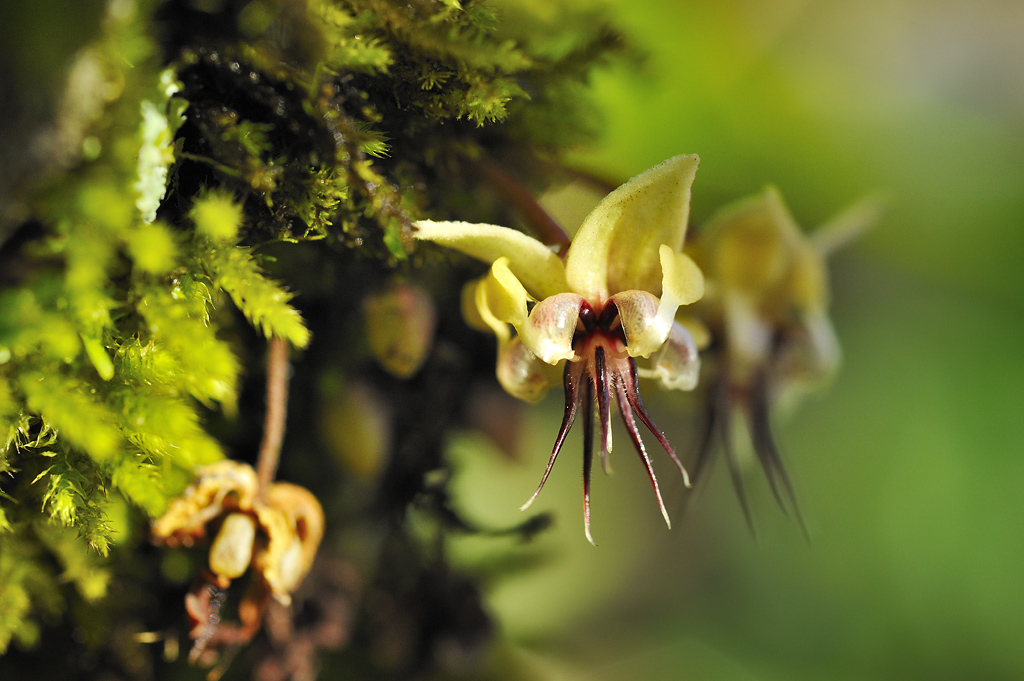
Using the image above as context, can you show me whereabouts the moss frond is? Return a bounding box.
[117,390,224,470]
[135,283,240,407]
[35,522,111,602]
[126,221,179,275]
[0,534,60,653]
[19,373,121,464]
[200,240,312,349]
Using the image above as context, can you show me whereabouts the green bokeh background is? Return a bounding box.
[3,0,1021,677]
[449,1,1024,679]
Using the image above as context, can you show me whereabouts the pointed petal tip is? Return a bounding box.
[654,488,672,530]
[680,466,692,488]
[412,220,569,298]
[565,154,701,299]
[813,191,888,257]
[519,488,541,512]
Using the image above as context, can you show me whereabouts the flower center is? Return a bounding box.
[521,299,691,544]
[574,300,629,377]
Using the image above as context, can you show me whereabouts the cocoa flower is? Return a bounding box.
[415,155,706,543]
[687,187,879,531]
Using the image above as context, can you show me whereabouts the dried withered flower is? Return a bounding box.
[152,460,259,552]
[253,482,325,603]
[415,155,706,543]
[152,460,324,660]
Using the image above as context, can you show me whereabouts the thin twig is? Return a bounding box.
[546,160,619,197]
[178,152,244,179]
[475,159,572,253]
[256,336,290,497]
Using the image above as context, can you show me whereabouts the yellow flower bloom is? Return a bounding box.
[415,155,707,543]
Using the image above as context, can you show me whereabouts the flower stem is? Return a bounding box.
[476,159,571,253]
[256,336,290,497]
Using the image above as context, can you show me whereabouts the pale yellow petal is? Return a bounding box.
[462,259,532,343]
[414,220,568,298]
[676,314,711,350]
[611,247,704,358]
[637,321,701,391]
[495,336,562,403]
[812,192,886,257]
[460,279,491,334]
[660,245,705,307]
[697,187,797,296]
[565,154,699,301]
[723,291,772,382]
[488,258,530,327]
[518,292,586,364]
[786,241,830,314]
[804,312,841,378]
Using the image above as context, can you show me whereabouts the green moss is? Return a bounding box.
[125,221,178,274]
[0,0,622,664]
[190,190,243,241]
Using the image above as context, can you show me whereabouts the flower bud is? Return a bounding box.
[364,282,437,378]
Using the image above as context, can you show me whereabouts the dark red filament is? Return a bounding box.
[521,300,689,544]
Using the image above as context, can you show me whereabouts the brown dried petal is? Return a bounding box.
[152,460,258,545]
[253,482,325,604]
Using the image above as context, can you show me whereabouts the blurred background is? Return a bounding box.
[2,0,1021,678]
[447,0,1024,679]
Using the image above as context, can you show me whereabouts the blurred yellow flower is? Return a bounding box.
[688,187,880,530]
[415,155,707,543]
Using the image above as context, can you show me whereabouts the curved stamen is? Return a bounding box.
[688,372,722,495]
[593,346,613,474]
[614,380,671,529]
[622,359,691,487]
[581,378,596,546]
[718,379,756,536]
[520,360,585,511]
[748,368,809,540]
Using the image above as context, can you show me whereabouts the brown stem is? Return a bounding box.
[475,159,572,253]
[546,160,619,197]
[256,336,290,497]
